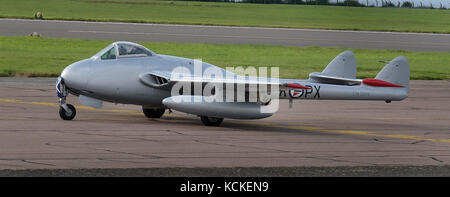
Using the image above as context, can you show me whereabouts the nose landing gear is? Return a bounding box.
[59,103,76,120]
[57,77,76,120]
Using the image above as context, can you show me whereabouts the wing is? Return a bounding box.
[138,71,311,93]
[138,71,311,119]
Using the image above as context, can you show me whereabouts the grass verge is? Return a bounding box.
[0,0,449,33]
[0,36,449,79]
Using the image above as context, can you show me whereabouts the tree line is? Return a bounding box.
[177,0,448,9]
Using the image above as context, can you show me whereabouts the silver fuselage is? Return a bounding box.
[61,54,407,108]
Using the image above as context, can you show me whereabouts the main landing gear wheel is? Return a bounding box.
[142,107,165,118]
[200,116,224,126]
[59,104,76,120]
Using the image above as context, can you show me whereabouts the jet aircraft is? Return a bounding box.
[57,41,409,126]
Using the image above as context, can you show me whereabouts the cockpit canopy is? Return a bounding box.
[92,41,155,60]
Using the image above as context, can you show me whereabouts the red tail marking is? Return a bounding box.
[286,83,312,89]
[362,78,403,88]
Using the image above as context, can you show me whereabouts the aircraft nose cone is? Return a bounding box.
[61,59,91,91]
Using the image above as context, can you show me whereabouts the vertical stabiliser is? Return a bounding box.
[322,51,357,78]
[375,56,410,92]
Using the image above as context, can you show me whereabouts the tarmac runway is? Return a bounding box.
[1,18,449,52]
[0,78,450,173]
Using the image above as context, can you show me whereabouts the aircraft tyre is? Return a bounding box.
[59,104,76,120]
[200,116,224,126]
[143,107,165,118]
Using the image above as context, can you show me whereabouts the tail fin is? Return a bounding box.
[375,56,410,91]
[322,51,357,79]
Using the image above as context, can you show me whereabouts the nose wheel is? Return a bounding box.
[59,104,76,120]
[57,77,76,121]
